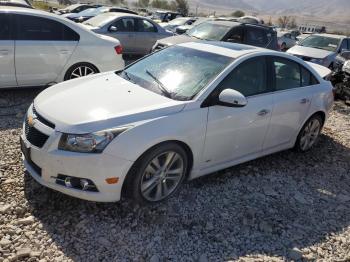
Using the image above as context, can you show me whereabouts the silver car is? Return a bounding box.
[83,13,173,56]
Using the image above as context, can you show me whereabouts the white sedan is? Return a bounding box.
[21,42,334,204]
[0,6,124,89]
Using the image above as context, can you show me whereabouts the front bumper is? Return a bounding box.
[21,112,134,202]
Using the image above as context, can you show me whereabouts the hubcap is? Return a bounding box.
[300,119,321,151]
[140,151,184,202]
[70,66,95,79]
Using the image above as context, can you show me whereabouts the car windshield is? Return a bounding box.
[187,22,231,41]
[83,14,115,27]
[78,7,107,16]
[119,46,233,101]
[168,18,189,26]
[299,35,341,52]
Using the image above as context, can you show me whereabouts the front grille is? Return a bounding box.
[24,118,49,148]
[33,105,55,129]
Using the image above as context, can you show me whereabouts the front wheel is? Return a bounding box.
[126,143,188,204]
[295,115,323,152]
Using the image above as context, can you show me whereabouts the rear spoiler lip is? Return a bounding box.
[306,62,332,80]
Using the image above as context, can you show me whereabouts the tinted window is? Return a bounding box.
[0,14,12,40]
[218,57,268,97]
[136,19,157,32]
[274,58,301,90]
[340,40,347,51]
[245,27,268,47]
[225,27,243,43]
[16,15,79,41]
[113,18,135,32]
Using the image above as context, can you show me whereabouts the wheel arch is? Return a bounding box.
[121,139,194,197]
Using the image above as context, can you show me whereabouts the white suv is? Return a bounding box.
[0,6,124,88]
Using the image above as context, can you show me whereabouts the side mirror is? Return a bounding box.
[109,26,118,32]
[218,89,247,107]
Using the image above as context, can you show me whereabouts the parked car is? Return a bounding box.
[64,6,137,23]
[159,17,197,33]
[21,42,333,204]
[237,16,263,24]
[334,50,350,71]
[83,13,173,56]
[0,0,32,8]
[175,17,212,34]
[57,4,98,15]
[153,21,278,52]
[150,10,182,23]
[0,6,124,89]
[287,33,350,68]
[277,30,297,51]
[296,32,313,42]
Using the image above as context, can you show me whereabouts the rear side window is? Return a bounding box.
[245,27,268,47]
[273,58,301,90]
[0,14,12,40]
[217,57,268,97]
[16,15,80,41]
[273,57,319,90]
[225,27,243,43]
[136,19,157,32]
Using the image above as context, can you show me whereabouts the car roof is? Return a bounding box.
[179,41,275,58]
[95,12,143,19]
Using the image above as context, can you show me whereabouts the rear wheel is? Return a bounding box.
[64,63,99,81]
[125,143,188,204]
[295,115,323,152]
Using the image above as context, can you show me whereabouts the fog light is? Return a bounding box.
[65,177,72,188]
[56,174,98,192]
[80,179,90,191]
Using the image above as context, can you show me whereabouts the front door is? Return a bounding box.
[202,56,273,167]
[14,14,78,86]
[0,14,17,88]
[134,18,158,55]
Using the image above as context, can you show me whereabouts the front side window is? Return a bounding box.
[340,39,348,51]
[0,14,11,40]
[274,58,301,90]
[187,22,231,41]
[120,46,233,101]
[217,57,268,97]
[225,27,243,43]
[245,27,268,47]
[16,15,79,41]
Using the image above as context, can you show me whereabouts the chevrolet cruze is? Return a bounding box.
[21,42,334,204]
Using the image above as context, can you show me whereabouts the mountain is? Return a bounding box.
[194,0,350,20]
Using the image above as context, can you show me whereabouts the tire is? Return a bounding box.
[294,114,323,152]
[64,63,99,81]
[125,142,188,205]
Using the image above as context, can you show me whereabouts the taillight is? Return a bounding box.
[114,45,123,55]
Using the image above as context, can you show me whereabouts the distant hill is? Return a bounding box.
[193,0,350,20]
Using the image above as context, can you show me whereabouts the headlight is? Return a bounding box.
[58,126,131,153]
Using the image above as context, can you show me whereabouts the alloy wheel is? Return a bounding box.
[140,151,185,202]
[300,119,321,151]
[69,66,96,79]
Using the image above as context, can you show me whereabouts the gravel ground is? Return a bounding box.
[1,89,350,262]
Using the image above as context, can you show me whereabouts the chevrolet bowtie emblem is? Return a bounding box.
[28,115,36,127]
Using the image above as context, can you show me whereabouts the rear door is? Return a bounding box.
[15,14,79,86]
[134,18,159,55]
[264,56,318,150]
[0,14,17,88]
[244,26,268,48]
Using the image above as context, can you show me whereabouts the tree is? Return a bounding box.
[266,16,273,26]
[138,0,150,7]
[109,0,125,5]
[231,10,245,17]
[151,0,170,9]
[289,17,297,29]
[277,16,290,29]
[171,0,189,15]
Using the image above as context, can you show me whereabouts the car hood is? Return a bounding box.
[158,34,198,46]
[34,72,186,133]
[287,45,334,59]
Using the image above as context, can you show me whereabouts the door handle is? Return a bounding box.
[300,98,310,104]
[257,109,270,116]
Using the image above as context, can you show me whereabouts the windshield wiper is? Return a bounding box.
[145,70,172,98]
